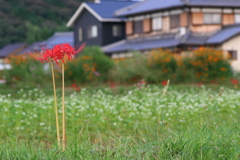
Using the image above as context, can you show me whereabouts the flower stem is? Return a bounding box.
[50,62,60,147]
[62,62,66,150]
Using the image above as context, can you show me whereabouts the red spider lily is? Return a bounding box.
[135,79,146,89]
[110,83,116,88]
[71,83,77,88]
[197,82,203,87]
[230,79,238,84]
[75,87,81,92]
[31,43,85,64]
[31,48,63,65]
[161,80,168,86]
[211,80,218,85]
[52,43,86,63]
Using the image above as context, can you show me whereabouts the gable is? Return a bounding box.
[67,3,102,27]
[67,1,137,27]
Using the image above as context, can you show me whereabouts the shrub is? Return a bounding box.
[191,47,232,82]
[4,54,51,86]
[146,49,177,83]
[175,56,197,83]
[64,46,114,84]
[109,52,149,84]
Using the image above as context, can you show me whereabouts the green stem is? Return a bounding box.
[62,62,66,150]
[50,62,60,147]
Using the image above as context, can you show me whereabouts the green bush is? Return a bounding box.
[64,46,114,84]
[1,47,234,87]
[4,54,51,86]
[146,49,177,83]
[109,52,149,84]
[174,55,197,83]
[191,47,233,82]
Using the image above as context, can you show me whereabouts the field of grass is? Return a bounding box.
[0,85,240,159]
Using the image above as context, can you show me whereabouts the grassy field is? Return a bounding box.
[0,85,240,159]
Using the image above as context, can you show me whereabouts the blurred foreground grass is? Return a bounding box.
[0,84,239,159]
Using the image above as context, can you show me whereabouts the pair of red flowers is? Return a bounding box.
[32,43,85,64]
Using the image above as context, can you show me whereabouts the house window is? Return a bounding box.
[152,17,162,31]
[235,14,240,23]
[228,50,237,60]
[134,20,143,33]
[79,28,82,41]
[112,25,121,37]
[204,13,221,24]
[170,15,180,29]
[88,25,98,38]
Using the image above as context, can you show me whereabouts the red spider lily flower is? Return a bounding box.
[31,47,63,65]
[31,43,85,64]
[110,83,116,88]
[52,43,86,63]
[135,79,146,89]
[161,80,168,86]
[211,80,218,85]
[75,87,81,92]
[71,83,77,88]
[230,79,238,84]
[197,82,203,87]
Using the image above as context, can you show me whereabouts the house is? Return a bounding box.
[0,43,27,70]
[66,0,138,47]
[18,32,74,54]
[102,0,240,71]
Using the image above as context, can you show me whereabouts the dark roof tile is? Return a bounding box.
[0,43,27,57]
[86,0,137,19]
[117,0,240,17]
[206,24,240,44]
[103,34,180,53]
[18,32,74,55]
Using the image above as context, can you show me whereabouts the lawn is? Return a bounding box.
[0,85,240,159]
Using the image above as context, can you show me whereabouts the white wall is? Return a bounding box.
[221,34,240,72]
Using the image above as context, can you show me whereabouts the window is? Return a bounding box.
[152,17,162,31]
[170,15,180,29]
[88,25,98,38]
[79,28,82,41]
[112,25,121,37]
[204,13,221,24]
[235,14,240,23]
[134,20,143,33]
[228,50,237,60]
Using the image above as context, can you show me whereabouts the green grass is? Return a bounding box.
[0,85,240,159]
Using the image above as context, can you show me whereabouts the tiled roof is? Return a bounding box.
[43,32,74,49]
[86,0,137,19]
[102,33,180,53]
[0,43,27,57]
[116,0,184,16]
[183,32,211,45]
[67,0,137,27]
[206,24,240,44]
[116,0,240,17]
[17,41,45,55]
[102,24,240,53]
[18,32,74,54]
[189,0,240,7]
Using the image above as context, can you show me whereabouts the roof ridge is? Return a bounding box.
[86,0,138,4]
[114,0,148,16]
[54,32,73,36]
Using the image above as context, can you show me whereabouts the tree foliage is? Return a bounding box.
[0,0,84,48]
